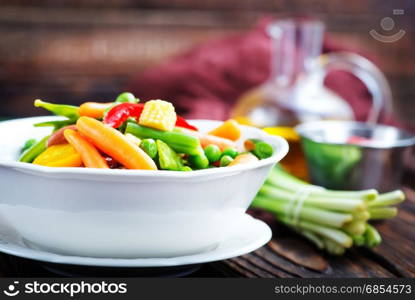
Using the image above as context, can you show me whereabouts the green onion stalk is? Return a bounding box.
[251,166,405,255]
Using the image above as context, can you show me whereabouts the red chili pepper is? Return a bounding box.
[175,116,198,131]
[104,102,198,131]
[103,103,144,128]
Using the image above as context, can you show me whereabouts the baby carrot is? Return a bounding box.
[76,117,157,170]
[64,129,109,169]
[79,102,113,119]
[177,127,236,151]
[208,119,241,141]
[228,153,258,166]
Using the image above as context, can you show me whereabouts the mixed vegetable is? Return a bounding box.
[19,92,275,170]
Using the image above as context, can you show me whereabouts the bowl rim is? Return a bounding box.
[295,120,415,149]
[0,117,289,179]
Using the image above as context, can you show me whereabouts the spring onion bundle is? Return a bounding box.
[251,166,405,255]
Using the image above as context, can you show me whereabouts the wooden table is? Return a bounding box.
[0,174,414,278]
[213,172,415,278]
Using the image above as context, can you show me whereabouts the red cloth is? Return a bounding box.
[128,19,392,123]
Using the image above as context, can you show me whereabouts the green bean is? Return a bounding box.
[34,99,79,119]
[188,147,209,169]
[125,122,200,155]
[34,119,76,131]
[20,138,37,154]
[19,135,50,163]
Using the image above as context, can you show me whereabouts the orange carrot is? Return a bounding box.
[64,129,109,169]
[78,102,113,119]
[178,128,236,151]
[76,117,157,170]
[209,119,241,141]
[228,153,258,166]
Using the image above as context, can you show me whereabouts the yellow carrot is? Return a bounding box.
[78,102,113,119]
[76,117,157,170]
[209,119,241,141]
[178,127,236,151]
[33,144,83,167]
[64,129,109,169]
[228,153,259,166]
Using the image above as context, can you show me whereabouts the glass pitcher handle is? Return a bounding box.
[314,52,393,123]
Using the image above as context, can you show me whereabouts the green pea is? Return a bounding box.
[222,147,238,159]
[140,139,158,159]
[252,141,274,159]
[220,155,234,167]
[115,92,139,103]
[204,144,222,163]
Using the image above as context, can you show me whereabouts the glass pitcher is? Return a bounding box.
[232,18,392,127]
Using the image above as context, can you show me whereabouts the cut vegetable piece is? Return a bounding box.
[180,166,192,171]
[64,129,109,169]
[125,133,142,147]
[139,100,177,131]
[208,119,241,141]
[79,102,113,119]
[228,153,258,166]
[76,117,157,170]
[219,155,233,167]
[33,144,82,167]
[104,103,144,128]
[175,116,198,131]
[156,140,183,171]
[140,139,158,159]
[177,127,236,151]
[47,125,77,147]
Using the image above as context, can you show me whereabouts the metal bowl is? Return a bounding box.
[295,121,415,192]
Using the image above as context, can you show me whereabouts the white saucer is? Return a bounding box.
[0,214,271,267]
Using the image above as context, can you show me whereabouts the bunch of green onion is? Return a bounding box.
[251,166,405,255]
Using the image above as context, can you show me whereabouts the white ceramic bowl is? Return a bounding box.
[0,117,288,258]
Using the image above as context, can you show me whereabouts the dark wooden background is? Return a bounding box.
[0,0,414,129]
